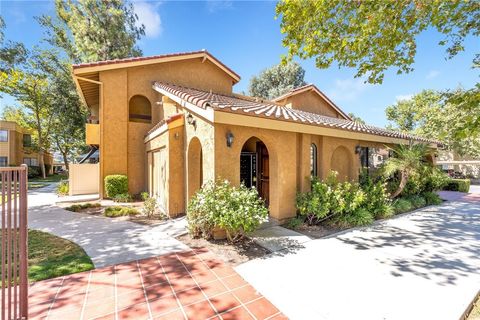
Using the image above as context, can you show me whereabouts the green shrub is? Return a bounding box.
[142,194,166,219]
[443,179,470,193]
[361,175,393,220]
[104,206,139,217]
[28,166,41,179]
[65,202,101,212]
[187,179,268,242]
[56,180,69,196]
[407,195,427,209]
[333,208,374,228]
[402,166,450,196]
[393,198,413,214]
[104,175,128,198]
[140,192,149,201]
[285,217,304,230]
[423,191,443,205]
[112,193,133,203]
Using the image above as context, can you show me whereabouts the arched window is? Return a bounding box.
[129,95,152,123]
[310,143,318,177]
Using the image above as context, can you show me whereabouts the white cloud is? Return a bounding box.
[134,1,162,38]
[329,77,372,102]
[426,70,440,80]
[395,94,413,102]
[206,0,233,13]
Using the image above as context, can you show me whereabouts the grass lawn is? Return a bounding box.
[28,174,66,190]
[28,230,94,282]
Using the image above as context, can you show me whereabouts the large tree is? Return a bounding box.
[38,0,145,63]
[276,0,480,139]
[248,61,306,100]
[386,87,480,158]
[0,16,27,73]
[1,50,56,178]
[276,0,479,84]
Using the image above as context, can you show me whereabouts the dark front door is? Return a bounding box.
[257,141,269,205]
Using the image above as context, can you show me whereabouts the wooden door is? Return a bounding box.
[257,141,269,205]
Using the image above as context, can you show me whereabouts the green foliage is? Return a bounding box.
[187,179,268,242]
[28,166,41,179]
[140,192,149,201]
[104,175,128,198]
[393,198,413,214]
[56,180,69,196]
[402,166,450,197]
[65,202,100,212]
[285,217,304,230]
[296,171,392,228]
[348,113,365,124]
[112,193,133,203]
[386,88,480,158]
[382,144,431,198]
[407,195,427,209]
[39,0,145,63]
[104,206,139,217]
[248,61,306,100]
[423,192,443,206]
[444,179,471,193]
[142,194,165,219]
[276,1,479,84]
[333,208,374,228]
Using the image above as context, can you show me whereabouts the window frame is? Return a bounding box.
[0,130,8,142]
[0,157,8,167]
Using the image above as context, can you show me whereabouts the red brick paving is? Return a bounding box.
[28,248,286,320]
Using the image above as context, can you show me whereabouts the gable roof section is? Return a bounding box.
[72,50,240,83]
[272,84,351,121]
[152,82,436,144]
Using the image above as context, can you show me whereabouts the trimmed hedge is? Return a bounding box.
[104,175,128,198]
[443,179,470,193]
[104,206,139,217]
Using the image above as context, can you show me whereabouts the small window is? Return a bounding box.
[129,95,152,123]
[0,130,8,142]
[0,157,7,167]
[310,143,318,177]
[23,134,32,147]
[23,158,38,167]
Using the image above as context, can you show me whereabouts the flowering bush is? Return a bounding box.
[187,179,268,242]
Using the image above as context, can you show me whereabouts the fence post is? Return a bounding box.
[19,165,28,319]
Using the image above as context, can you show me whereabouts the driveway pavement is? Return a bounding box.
[28,185,189,268]
[236,198,480,320]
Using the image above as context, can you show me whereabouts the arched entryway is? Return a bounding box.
[187,137,203,200]
[239,137,270,205]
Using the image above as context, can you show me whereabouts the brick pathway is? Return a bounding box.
[28,249,286,320]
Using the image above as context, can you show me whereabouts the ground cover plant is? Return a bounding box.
[65,202,101,212]
[104,206,139,217]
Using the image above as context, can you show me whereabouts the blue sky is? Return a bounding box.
[1,0,478,127]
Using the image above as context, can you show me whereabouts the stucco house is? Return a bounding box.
[0,120,53,174]
[72,50,437,221]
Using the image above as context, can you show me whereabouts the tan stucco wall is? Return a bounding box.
[98,58,233,197]
[278,90,341,118]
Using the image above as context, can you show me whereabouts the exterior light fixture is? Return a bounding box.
[226,131,234,148]
[355,145,362,154]
[186,113,196,126]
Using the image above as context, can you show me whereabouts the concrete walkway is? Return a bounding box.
[236,198,480,320]
[28,184,189,268]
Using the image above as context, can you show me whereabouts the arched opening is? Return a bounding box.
[187,137,203,200]
[240,137,270,206]
[129,95,152,123]
[331,146,352,182]
[311,143,318,177]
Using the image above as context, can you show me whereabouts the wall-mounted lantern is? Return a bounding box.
[226,131,234,148]
[186,113,196,126]
[355,145,362,154]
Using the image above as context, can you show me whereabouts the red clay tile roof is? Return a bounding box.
[72,50,241,82]
[272,83,351,120]
[152,82,437,144]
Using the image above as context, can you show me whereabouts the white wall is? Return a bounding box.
[69,163,100,195]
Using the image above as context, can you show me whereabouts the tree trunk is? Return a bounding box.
[61,151,69,174]
[391,171,408,198]
[38,149,46,179]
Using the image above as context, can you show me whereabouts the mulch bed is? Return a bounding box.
[285,224,345,239]
[176,234,270,267]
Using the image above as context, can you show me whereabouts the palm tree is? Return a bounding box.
[383,143,431,198]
